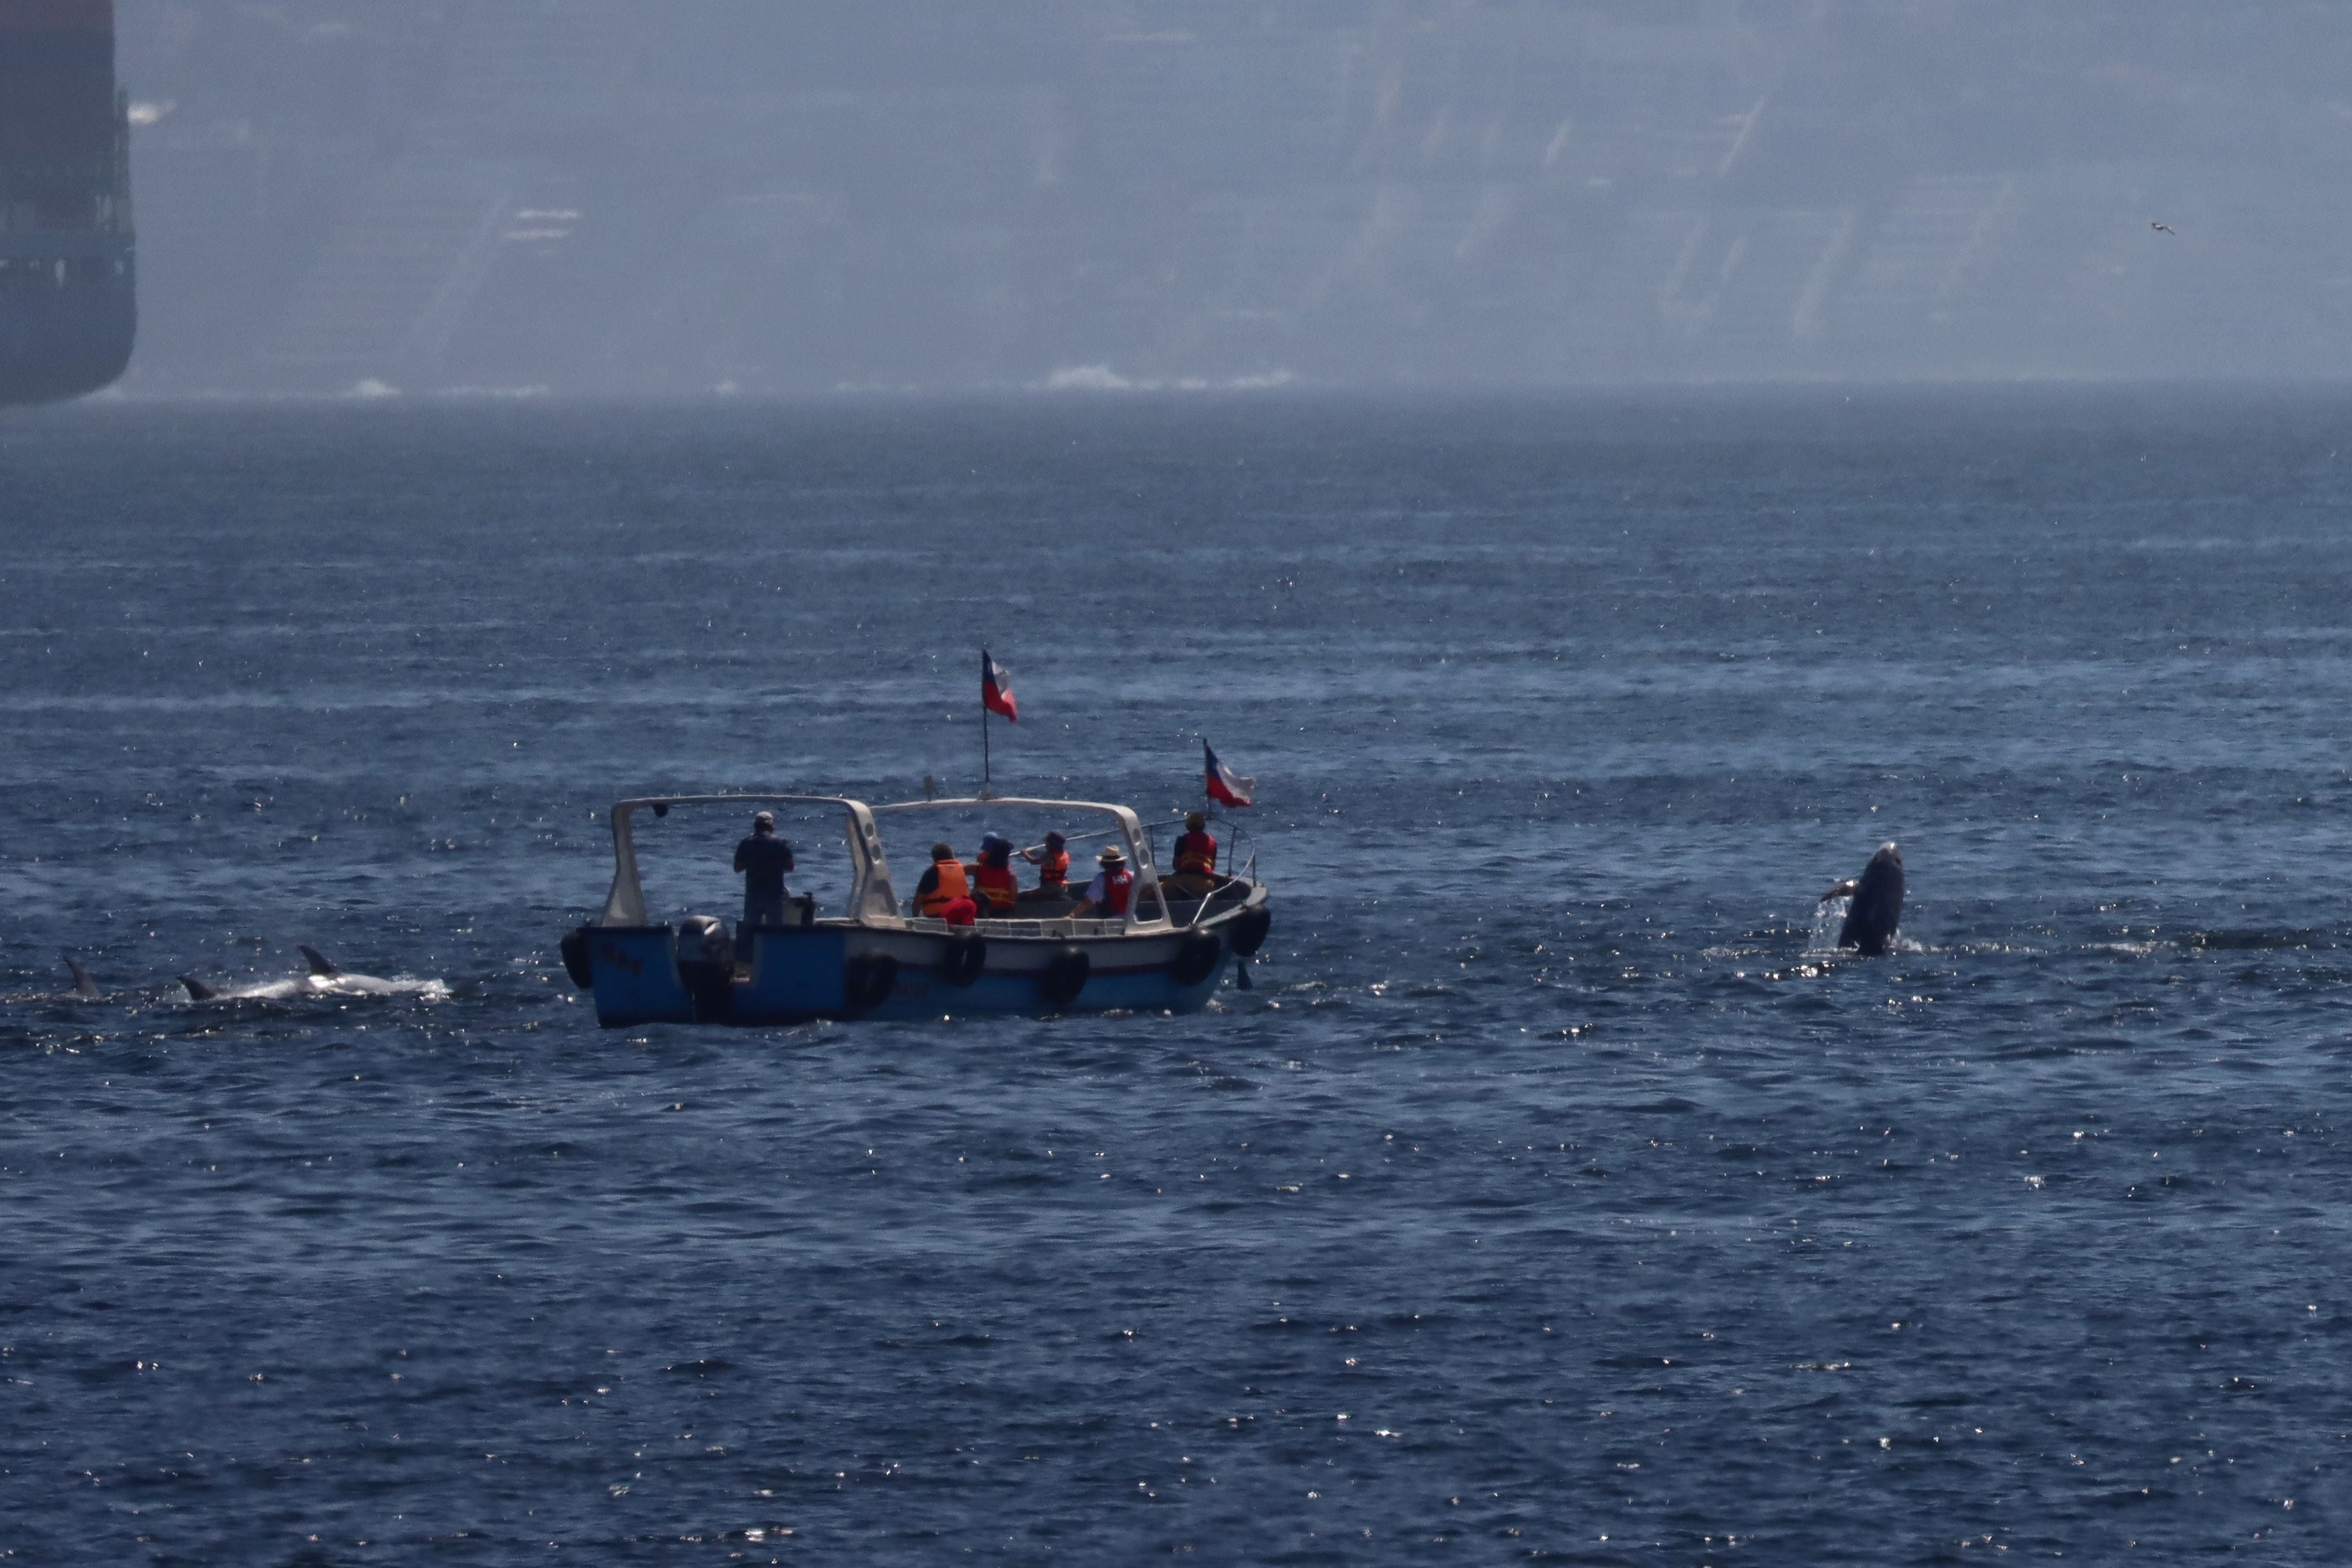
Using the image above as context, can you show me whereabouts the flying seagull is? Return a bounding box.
[2151,221,2173,233]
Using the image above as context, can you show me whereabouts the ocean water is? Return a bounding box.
[4,388,2351,1563]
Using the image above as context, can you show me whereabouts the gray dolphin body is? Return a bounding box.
[59,952,100,1001]
[1821,842,1904,956]
[180,947,449,1003]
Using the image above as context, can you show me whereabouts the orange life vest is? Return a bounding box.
[918,858,971,917]
[1173,830,1218,875]
[973,863,1018,910]
[1036,849,1070,888]
[1093,866,1133,916]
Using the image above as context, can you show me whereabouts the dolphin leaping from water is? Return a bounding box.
[1820,842,1904,956]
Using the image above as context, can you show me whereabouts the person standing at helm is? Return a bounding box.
[733,810,796,927]
[914,842,978,926]
[972,834,1019,914]
[1172,812,1218,877]
[1020,830,1071,896]
[1074,845,1134,919]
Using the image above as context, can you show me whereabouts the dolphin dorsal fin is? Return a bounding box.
[179,975,219,1001]
[298,945,339,978]
[60,951,100,1001]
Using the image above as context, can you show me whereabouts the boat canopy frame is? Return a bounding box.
[599,794,900,928]
[598,793,1178,934]
[868,796,1174,932]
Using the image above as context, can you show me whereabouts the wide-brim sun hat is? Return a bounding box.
[1099,846,1126,863]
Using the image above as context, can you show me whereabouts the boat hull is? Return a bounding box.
[578,897,1265,1027]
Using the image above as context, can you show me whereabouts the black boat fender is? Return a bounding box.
[1169,928,1223,987]
[843,953,900,1012]
[1227,904,1272,957]
[941,933,987,987]
[1037,946,1090,1010]
[559,926,594,990]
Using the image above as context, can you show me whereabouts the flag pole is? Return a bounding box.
[1204,739,1217,873]
[981,699,991,797]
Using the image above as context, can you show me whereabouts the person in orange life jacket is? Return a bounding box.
[1019,830,1072,898]
[1074,844,1134,918]
[972,834,1019,912]
[1172,812,1218,875]
[914,842,979,926]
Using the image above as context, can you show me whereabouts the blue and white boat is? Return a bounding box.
[558,794,1272,1027]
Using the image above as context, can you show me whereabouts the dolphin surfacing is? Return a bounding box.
[180,947,447,1003]
[1821,842,1904,956]
[61,952,100,1001]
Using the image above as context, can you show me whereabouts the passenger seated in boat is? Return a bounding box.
[1073,845,1134,919]
[972,834,1020,914]
[1162,811,1227,898]
[914,842,979,926]
[733,810,796,926]
[1017,831,1072,902]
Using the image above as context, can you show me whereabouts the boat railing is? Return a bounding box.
[901,914,1131,939]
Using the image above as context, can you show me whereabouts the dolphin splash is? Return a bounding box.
[178,946,450,1003]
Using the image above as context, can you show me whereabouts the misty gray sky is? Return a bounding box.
[115,1,2352,396]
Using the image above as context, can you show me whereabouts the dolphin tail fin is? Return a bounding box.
[298,945,339,978]
[61,951,100,1001]
[179,975,220,1001]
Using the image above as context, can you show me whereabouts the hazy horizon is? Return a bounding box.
[110,1,2352,398]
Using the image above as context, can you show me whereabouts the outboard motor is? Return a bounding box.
[675,914,736,1021]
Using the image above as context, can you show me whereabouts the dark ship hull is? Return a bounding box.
[0,0,133,406]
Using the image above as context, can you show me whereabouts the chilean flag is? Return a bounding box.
[1204,740,1254,807]
[981,649,1018,722]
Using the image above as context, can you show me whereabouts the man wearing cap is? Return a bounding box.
[1018,830,1072,901]
[1164,810,1228,897]
[1073,843,1135,919]
[733,810,796,928]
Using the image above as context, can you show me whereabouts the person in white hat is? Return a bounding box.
[1073,843,1135,919]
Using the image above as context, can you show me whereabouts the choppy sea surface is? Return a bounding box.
[4,388,2351,1564]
